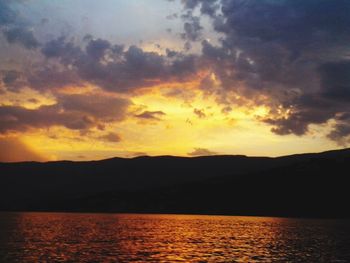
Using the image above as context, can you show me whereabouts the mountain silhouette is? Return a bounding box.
[0,148,349,218]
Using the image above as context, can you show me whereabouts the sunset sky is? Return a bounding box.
[1,0,349,162]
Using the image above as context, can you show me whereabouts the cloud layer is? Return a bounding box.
[0,93,130,134]
[1,0,350,149]
[180,0,350,144]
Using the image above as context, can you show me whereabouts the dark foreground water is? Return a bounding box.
[0,213,349,262]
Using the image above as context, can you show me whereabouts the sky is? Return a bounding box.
[0,0,349,162]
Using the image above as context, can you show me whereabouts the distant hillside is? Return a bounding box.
[0,148,349,218]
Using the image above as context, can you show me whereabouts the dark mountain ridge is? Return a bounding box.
[0,148,349,218]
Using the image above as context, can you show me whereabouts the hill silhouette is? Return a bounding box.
[0,148,349,218]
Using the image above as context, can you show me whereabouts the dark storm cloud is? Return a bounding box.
[27,66,82,91]
[3,0,350,145]
[259,57,350,138]
[3,34,197,92]
[327,113,350,145]
[1,70,25,92]
[0,105,94,132]
[39,37,198,92]
[3,27,39,49]
[0,94,130,134]
[0,2,198,94]
[85,38,111,60]
[166,48,179,58]
[1,65,81,93]
[319,61,350,102]
[0,0,16,26]
[0,0,40,49]
[2,70,20,85]
[180,0,350,144]
[181,0,220,16]
[182,0,200,9]
[181,12,203,42]
[200,0,220,16]
[42,36,83,64]
[217,0,350,47]
[170,54,197,77]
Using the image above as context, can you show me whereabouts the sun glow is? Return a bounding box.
[1,75,337,162]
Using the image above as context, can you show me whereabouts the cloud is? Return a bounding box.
[327,113,350,146]
[182,0,220,17]
[85,38,111,60]
[134,111,166,121]
[0,104,94,133]
[3,27,39,49]
[193,108,206,119]
[180,0,350,144]
[0,137,46,162]
[2,0,350,146]
[57,93,129,120]
[99,132,122,143]
[27,66,82,91]
[199,0,220,16]
[0,93,130,134]
[166,13,178,20]
[1,70,25,92]
[0,0,16,26]
[2,70,20,85]
[0,1,40,49]
[319,61,350,102]
[188,147,217,156]
[38,37,199,93]
[181,12,203,42]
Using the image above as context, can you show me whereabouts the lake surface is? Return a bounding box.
[0,213,349,262]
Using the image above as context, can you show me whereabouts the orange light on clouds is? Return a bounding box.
[0,76,340,162]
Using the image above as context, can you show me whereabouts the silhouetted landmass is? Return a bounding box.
[0,148,349,218]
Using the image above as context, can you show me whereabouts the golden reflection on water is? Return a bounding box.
[0,213,349,262]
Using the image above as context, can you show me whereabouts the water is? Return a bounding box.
[0,213,349,262]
